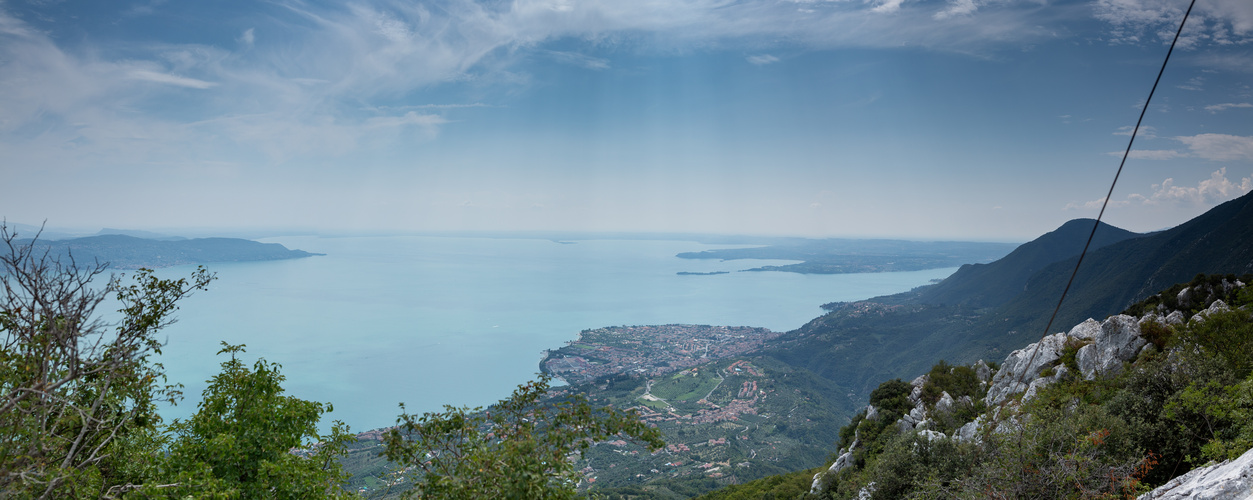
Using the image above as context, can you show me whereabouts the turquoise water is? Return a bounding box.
[151,235,955,432]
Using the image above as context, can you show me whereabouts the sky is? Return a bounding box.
[1,0,1252,241]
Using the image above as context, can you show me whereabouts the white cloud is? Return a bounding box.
[746,54,779,65]
[1094,0,1253,48]
[1067,168,1253,210]
[240,28,255,47]
[934,0,978,20]
[128,69,218,89]
[871,0,908,14]
[1139,168,1253,205]
[1204,102,1253,113]
[1176,134,1253,161]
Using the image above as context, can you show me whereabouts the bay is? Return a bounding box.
[151,235,956,432]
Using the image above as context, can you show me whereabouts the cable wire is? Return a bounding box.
[1009,0,1197,396]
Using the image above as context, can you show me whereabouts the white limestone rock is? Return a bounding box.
[1076,314,1147,380]
[974,359,994,382]
[1191,299,1231,324]
[865,404,879,421]
[1138,446,1253,499]
[907,375,928,406]
[1068,318,1102,341]
[917,429,947,442]
[811,437,860,494]
[1023,364,1068,402]
[954,416,984,443]
[1164,310,1186,326]
[857,482,876,500]
[985,330,1076,406]
[934,391,955,415]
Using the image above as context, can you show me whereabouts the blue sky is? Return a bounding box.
[2,0,1251,240]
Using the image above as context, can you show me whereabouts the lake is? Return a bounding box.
[151,235,956,432]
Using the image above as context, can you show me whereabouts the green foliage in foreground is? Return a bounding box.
[381,374,666,499]
[0,222,216,498]
[705,283,1253,499]
[146,343,356,499]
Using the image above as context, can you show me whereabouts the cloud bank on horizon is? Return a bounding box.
[1,0,1252,240]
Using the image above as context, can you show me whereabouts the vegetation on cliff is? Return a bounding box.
[707,276,1253,499]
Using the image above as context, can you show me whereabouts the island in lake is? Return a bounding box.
[676,271,730,276]
[15,234,322,269]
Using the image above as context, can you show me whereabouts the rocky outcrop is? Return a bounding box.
[1074,314,1147,380]
[984,328,1077,406]
[1138,446,1253,499]
[812,435,860,494]
[985,312,1160,405]
[1191,299,1231,324]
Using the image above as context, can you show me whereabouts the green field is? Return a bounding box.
[650,368,722,402]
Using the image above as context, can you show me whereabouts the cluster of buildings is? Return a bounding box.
[542,324,778,384]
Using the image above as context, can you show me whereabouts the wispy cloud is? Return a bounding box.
[1113,125,1156,139]
[128,70,218,89]
[1178,76,1204,91]
[239,28,255,47]
[933,0,978,20]
[1204,102,1253,113]
[746,54,779,65]
[1064,196,1130,210]
[1105,149,1185,160]
[546,50,610,70]
[1176,133,1253,161]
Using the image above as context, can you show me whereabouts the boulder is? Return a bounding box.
[1023,365,1067,402]
[1177,287,1193,309]
[974,360,993,382]
[954,416,983,443]
[985,330,1075,406]
[934,391,955,415]
[907,375,928,406]
[1076,314,1147,380]
[1138,446,1253,499]
[1191,299,1230,324]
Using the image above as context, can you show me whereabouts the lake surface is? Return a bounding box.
[151,235,956,432]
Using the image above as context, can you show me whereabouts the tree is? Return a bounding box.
[0,223,213,498]
[382,374,665,499]
[152,343,355,499]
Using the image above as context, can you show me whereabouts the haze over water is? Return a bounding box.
[153,235,956,432]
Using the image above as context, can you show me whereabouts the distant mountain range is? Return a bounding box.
[13,234,322,269]
[676,239,1017,274]
[770,191,1253,396]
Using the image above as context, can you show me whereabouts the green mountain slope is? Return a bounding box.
[910,218,1141,308]
[769,191,1253,398]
